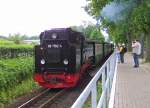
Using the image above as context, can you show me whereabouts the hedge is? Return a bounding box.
[0,45,33,59]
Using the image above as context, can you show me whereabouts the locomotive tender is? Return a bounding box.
[34,28,113,88]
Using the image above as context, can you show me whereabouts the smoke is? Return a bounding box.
[101,1,135,22]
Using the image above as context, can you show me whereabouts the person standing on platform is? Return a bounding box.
[132,40,141,68]
[116,46,121,63]
[119,44,127,63]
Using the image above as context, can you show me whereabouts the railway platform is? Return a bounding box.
[114,53,150,108]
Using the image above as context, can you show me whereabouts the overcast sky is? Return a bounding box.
[0,0,95,36]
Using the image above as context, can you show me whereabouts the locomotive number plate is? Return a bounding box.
[48,44,62,48]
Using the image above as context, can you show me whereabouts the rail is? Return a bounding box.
[18,89,66,108]
[71,52,118,108]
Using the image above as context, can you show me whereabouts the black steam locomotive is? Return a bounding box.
[34,28,113,88]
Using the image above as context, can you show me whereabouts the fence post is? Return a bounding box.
[107,61,110,104]
[102,67,106,108]
[91,82,97,108]
[110,57,113,89]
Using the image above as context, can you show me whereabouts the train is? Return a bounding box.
[34,28,113,88]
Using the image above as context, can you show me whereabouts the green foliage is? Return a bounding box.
[82,25,96,38]
[84,0,112,18]
[0,78,38,107]
[82,81,102,108]
[0,39,14,45]
[108,21,128,43]
[90,29,105,42]
[0,40,37,106]
[0,57,37,107]
[0,40,33,59]
[85,0,150,61]
[83,25,105,42]
[130,1,150,36]
[6,33,39,44]
[87,0,150,40]
[85,0,150,42]
[0,57,33,91]
[71,24,105,42]
[0,46,33,59]
[84,0,133,44]
[8,33,23,44]
[0,39,33,48]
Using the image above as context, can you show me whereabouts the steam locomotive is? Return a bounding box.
[34,28,113,88]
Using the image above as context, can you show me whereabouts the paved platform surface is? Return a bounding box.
[114,53,150,108]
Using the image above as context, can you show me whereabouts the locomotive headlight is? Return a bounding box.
[63,59,68,65]
[52,33,57,39]
[40,47,43,50]
[41,59,45,64]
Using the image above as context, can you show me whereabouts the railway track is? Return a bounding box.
[17,88,66,108]
[47,73,94,108]
[9,65,103,108]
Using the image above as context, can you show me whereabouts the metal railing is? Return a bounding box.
[71,52,118,108]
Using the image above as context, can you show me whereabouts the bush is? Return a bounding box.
[0,57,34,91]
[0,40,37,107]
[0,78,38,107]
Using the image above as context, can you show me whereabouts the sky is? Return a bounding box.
[0,0,96,36]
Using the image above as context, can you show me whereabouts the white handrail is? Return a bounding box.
[71,52,117,108]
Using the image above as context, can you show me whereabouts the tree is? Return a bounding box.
[130,0,150,61]
[85,0,150,62]
[8,33,23,44]
[71,24,105,42]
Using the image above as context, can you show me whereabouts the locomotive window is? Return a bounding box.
[46,49,60,63]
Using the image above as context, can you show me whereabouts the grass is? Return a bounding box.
[97,81,102,102]
[82,95,91,108]
[0,78,39,108]
[0,39,14,45]
[0,56,38,108]
[0,39,33,48]
[82,81,102,108]
[0,57,34,91]
[0,40,37,107]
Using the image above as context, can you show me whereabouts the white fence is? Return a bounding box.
[71,52,118,108]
